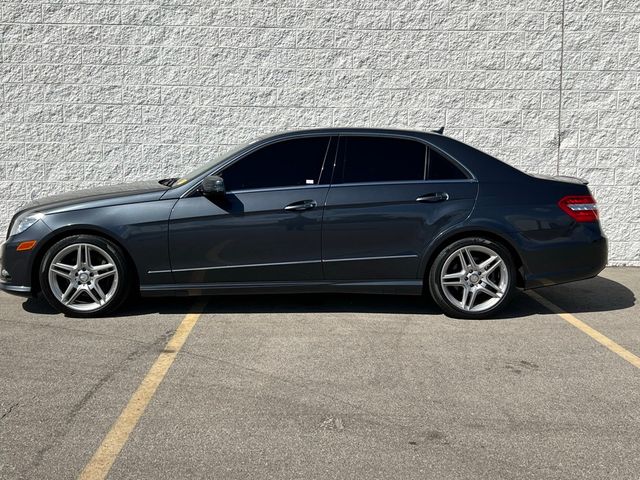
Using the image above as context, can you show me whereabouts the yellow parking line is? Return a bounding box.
[527,290,640,369]
[78,301,207,480]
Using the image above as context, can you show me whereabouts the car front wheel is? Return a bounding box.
[39,234,131,317]
[428,237,515,319]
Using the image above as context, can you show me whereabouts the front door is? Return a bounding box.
[168,136,335,285]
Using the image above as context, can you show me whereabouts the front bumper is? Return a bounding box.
[0,240,31,296]
[0,219,53,297]
[0,282,31,296]
[0,240,32,296]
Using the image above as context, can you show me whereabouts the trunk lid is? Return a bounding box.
[530,173,589,185]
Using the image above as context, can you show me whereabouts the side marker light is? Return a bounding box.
[16,240,37,251]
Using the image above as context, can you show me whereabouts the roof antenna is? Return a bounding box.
[432,126,444,134]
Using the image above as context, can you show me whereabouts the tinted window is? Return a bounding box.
[220,137,331,191]
[427,148,467,180]
[339,136,426,184]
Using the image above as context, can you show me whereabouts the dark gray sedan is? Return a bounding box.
[0,128,607,318]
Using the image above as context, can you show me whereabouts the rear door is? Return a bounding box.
[321,135,478,282]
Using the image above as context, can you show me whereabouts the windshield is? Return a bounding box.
[166,140,255,187]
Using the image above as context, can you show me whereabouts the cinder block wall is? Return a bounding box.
[1,0,638,265]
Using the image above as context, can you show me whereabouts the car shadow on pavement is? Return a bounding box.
[21,275,635,320]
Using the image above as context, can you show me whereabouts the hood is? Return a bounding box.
[17,180,170,216]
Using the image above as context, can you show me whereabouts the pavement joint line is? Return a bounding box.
[77,300,208,480]
[527,290,640,370]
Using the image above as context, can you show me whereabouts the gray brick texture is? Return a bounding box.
[1,0,638,264]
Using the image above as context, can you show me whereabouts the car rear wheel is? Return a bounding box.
[39,234,131,317]
[428,237,515,319]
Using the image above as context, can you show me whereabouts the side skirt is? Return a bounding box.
[139,280,423,297]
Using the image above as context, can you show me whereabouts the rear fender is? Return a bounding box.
[418,222,528,286]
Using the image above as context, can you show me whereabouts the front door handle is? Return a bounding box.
[284,199,317,212]
[416,192,449,203]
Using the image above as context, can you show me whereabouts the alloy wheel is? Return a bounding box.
[439,245,509,313]
[47,243,119,313]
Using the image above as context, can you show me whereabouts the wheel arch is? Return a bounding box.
[30,226,140,296]
[420,227,526,289]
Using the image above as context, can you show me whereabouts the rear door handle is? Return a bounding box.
[284,199,317,212]
[416,192,449,203]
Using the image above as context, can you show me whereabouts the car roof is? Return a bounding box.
[266,127,439,140]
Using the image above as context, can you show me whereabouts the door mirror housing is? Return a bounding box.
[201,175,225,196]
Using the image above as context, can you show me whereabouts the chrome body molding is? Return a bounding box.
[147,254,419,274]
[322,254,418,263]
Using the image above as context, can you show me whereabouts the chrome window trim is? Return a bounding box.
[225,184,329,195]
[178,130,477,200]
[328,179,477,189]
[190,179,477,197]
[180,179,476,198]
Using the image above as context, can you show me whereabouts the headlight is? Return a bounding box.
[9,212,45,237]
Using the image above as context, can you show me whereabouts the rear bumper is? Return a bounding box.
[518,226,608,289]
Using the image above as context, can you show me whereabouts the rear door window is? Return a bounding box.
[337,136,426,184]
[220,136,332,191]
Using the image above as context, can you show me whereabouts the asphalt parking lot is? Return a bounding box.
[1,267,638,479]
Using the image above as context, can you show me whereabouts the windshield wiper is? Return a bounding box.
[158,177,179,187]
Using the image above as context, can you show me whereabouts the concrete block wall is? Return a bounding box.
[1,0,638,265]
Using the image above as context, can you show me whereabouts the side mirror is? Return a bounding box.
[201,175,225,196]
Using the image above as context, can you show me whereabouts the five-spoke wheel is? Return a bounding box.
[40,235,130,317]
[429,237,515,319]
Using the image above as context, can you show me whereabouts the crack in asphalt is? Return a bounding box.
[0,402,19,421]
[23,328,176,477]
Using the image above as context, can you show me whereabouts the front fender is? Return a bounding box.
[31,199,177,289]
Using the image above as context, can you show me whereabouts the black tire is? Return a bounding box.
[428,237,516,319]
[39,234,131,317]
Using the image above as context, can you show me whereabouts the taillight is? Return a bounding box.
[558,195,598,222]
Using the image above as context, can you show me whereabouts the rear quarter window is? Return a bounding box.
[427,148,468,180]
